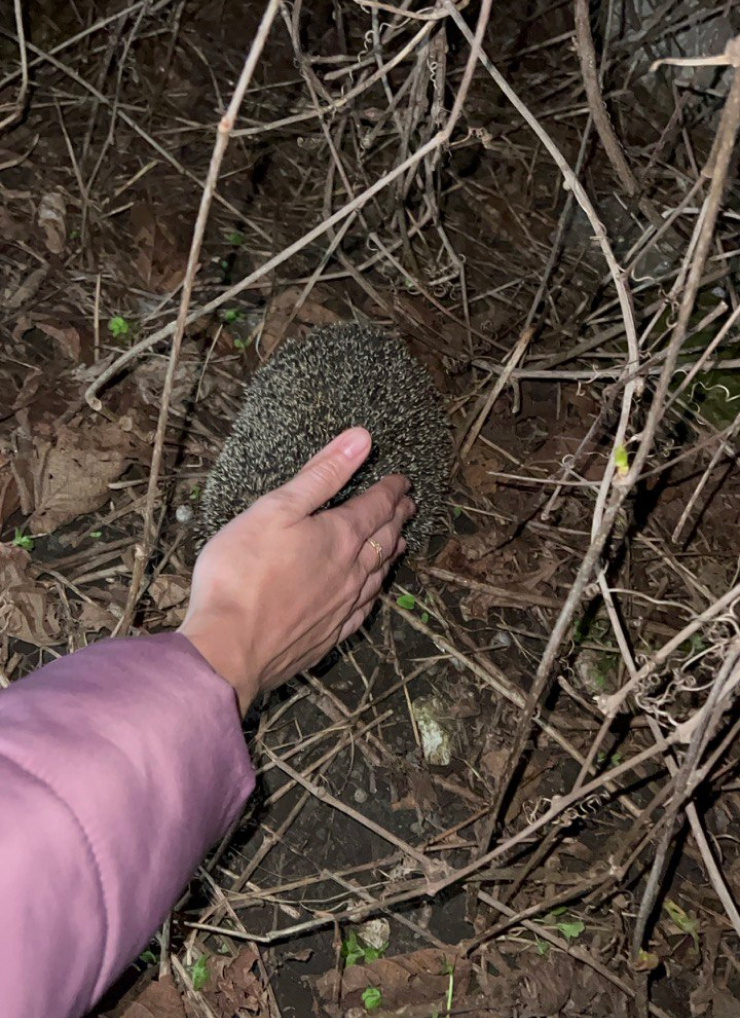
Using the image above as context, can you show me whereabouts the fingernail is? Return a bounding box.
[339,428,371,460]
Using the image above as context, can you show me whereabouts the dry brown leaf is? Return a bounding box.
[10,422,142,534]
[37,191,66,254]
[13,314,82,360]
[5,268,49,310]
[149,574,189,611]
[119,975,185,1018]
[516,954,608,1018]
[712,988,740,1018]
[78,600,116,634]
[314,949,470,1012]
[0,544,61,647]
[259,285,342,359]
[129,202,188,293]
[202,947,267,1016]
[0,206,29,242]
[0,450,20,531]
[460,443,502,498]
[133,358,194,414]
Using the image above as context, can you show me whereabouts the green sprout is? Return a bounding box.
[189,484,201,501]
[12,528,33,552]
[107,316,130,339]
[361,986,382,1011]
[341,930,387,967]
[189,955,209,991]
[555,918,585,941]
[222,308,243,325]
[396,593,430,625]
[89,530,102,539]
[664,899,699,951]
[540,908,585,942]
[233,335,251,351]
[226,230,245,246]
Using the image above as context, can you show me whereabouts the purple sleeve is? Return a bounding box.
[0,632,255,1018]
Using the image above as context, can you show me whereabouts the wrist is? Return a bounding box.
[178,614,260,716]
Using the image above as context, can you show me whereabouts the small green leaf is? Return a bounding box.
[138,948,158,965]
[555,919,585,941]
[341,931,364,967]
[614,444,629,476]
[396,594,416,610]
[664,899,699,950]
[89,530,102,539]
[420,611,430,624]
[190,955,209,991]
[452,506,462,519]
[227,230,245,246]
[634,948,660,971]
[107,316,130,339]
[341,930,388,967]
[535,938,549,956]
[361,986,382,1011]
[12,528,33,552]
[222,308,243,324]
[189,484,201,501]
[233,335,251,350]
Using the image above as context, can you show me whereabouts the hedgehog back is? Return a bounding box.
[199,323,451,548]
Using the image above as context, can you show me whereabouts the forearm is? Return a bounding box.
[0,632,254,1018]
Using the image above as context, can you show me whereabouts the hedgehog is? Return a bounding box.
[198,322,452,551]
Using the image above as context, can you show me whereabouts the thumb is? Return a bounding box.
[277,428,372,517]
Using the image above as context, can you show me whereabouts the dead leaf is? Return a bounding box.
[712,988,740,1018]
[13,315,82,360]
[37,191,66,254]
[516,954,609,1017]
[313,949,471,1013]
[0,544,61,647]
[202,947,267,1017]
[149,574,189,611]
[133,358,194,414]
[10,422,142,534]
[0,451,20,531]
[129,202,188,293]
[480,748,509,783]
[259,285,342,359]
[78,600,116,633]
[0,206,29,242]
[460,443,502,498]
[119,975,185,1018]
[5,268,49,310]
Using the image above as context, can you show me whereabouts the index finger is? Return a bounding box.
[334,474,412,545]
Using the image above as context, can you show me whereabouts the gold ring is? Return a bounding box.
[367,539,383,570]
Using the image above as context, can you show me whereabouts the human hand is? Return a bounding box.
[179,428,415,714]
